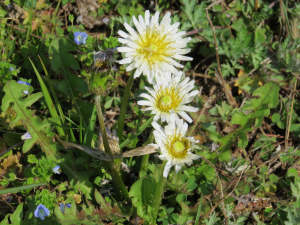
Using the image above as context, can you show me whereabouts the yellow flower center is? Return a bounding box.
[166,132,191,159]
[173,141,185,152]
[136,28,175,70]
[155,86,183,112]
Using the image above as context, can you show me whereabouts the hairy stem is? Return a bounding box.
[95,95,131,202]
[117,70,135,147]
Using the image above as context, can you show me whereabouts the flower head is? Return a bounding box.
[98,127,120,155]
[65,203,71,208]
[117,10,192,83]
[34,204,50,220]
[152,117,200,178]
[137,71,198,123]
[21,132,32,140]
[9,67,14,72]
[93,48,117,71]
[53,165,60,174]
[74,31,88,45]
[18,80,31,94]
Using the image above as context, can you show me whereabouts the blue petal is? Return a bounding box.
[81,32,88,39]
[59,203,65,214]
[65,203,71,208]
[74,31,81,38]
[18,80,31,86]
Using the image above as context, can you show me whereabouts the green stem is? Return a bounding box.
[25,3,33,46]
[139,129,154,179]
[117,70,135,146]
[151,161,167,224]
[95,95,131,202]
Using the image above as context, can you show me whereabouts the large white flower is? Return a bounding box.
[152,117,201,178]
[137,71,198,123]
[117,10,192,83]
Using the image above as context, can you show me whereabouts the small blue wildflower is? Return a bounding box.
[34,204,50,220]
[74,31,88,45]
[21,132,32,140]
[59,203,71,214]
[7,4,11,8]
[53,165,60,174]
[18,80,31,94]
[6,196,13,203]
[9,67,14,72]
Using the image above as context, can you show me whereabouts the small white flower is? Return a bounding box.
[137,71,198,123]
[21,132,32,140]
[152,117,201,178]
[117,10,192,83]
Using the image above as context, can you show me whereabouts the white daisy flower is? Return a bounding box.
[137,71,198,123]
[152,117,201,178]
[117,10,192,83]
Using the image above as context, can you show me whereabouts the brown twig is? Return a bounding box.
[205,4,238,107]
[279,0,290,36]
[5,23,43,39]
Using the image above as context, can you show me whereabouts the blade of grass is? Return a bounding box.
[38,56,69,140]
[119,115,154,149]
[0,183,48,195]
[28,58,66,139]
[194,195,203,225]
[83,104,97,148]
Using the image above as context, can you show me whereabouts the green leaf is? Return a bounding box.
[129,175,156,220]
[0,183,47,195]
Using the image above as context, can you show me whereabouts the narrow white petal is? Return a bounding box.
[177,111,193,123]
[137,100,154,106]
[177,105,199,112]
[158,154,167,160]
[139,93,155,101]
[152,121,166,137]
[175,164,183,173]
[134,68,143,78]
[124,22,139,37]
[126,62,136,71]
[179,122,188,136]
[145,10,150,26]
[190,154,201,160]
[163,161,173,178]
[173,55,193,61]
[118,57,133,64]
[118,30,130,38]
[117,47,134,53]
[160,12,171,25]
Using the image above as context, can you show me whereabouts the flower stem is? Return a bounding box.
[95,95,131,202]
[117,70,134,147]
[151,160,167,224]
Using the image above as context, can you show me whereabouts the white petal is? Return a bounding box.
[145,10,150,26]
[134,68,143,78]
[118,47,133,52]
[190,154,201,160]
[173,55,193,61]
[118,30,130,38]
[177,105,199,112]
[163,161,173,178]
[175,164,183,173]
[124,22,139,37]
[152,121,166,137]
[177,111,193,123]
[158,154,167,160]
[126,62,136,71]
[178,122,188,136]
[137,100,154,106]
[118,57,133,64]
[139,93,155,101]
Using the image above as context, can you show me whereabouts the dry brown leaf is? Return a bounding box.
[114,145,158,159]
